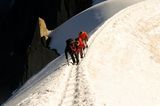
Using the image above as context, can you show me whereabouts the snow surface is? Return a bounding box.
[49,0,144,54]
[3,0,160,105]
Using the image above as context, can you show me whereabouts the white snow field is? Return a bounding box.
[49,0,144,54]
[3,0,160,106]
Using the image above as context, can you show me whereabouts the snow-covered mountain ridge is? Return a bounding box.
[49,0,144,54]
[3,0,160,105]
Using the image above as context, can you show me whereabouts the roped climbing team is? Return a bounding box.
[65,31,89,65]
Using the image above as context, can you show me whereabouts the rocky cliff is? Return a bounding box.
[22,18,59,82]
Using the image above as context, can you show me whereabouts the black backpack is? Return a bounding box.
[66,38,74,46]
[66,38,76,52]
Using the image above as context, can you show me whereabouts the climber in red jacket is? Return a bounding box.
[78,31,89,48]
[75,37,85,58]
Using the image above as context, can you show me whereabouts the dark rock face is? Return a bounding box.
[0,0,92,104]
[23,20,60,82]
[57,0,92,25]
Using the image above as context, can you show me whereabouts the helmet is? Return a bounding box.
[79,31,83,35]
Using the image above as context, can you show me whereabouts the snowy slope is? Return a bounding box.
[3,0,160,105]
[83,0,160,105]
[49,0,144,54]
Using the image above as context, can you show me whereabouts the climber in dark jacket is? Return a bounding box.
[65,38,79,65]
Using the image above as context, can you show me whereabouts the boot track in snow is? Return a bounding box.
[58,63,95,106]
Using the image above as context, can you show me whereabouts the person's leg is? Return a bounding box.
[84,40,88,48]
[75,53,79,65]
[80,48,83,58]
[70,53,75,64]
[82,39,88,49]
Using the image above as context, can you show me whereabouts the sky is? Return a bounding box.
[3,0,160,105]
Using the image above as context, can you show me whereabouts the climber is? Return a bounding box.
[75,37,85,58]
[65,38,79,65]
[78,31,89,48]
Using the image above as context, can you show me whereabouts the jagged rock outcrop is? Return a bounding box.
[22,18,59,82]
[39,17,50,38]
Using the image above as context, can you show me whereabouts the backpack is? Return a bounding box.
[66,38,76,53]
[66,38,73,45]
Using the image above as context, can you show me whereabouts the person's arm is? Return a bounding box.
[85,32,89,41]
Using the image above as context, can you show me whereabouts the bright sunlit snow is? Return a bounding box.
[3,0,160,106]
[49,0,144,54]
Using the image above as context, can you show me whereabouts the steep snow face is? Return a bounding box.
[82,0,160,105]
[49,0,144,54]
[3,0,160,106]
